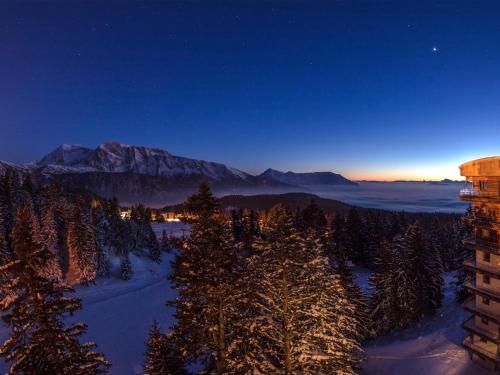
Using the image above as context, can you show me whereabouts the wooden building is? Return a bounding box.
[460,156,500,371]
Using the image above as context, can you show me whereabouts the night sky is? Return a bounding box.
[1,1,499,180]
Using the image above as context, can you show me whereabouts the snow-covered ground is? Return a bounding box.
[0,223,493,374]
[360,272,493,375]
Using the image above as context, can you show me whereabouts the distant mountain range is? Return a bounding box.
[0,142,355,205]
[259,168,356,186]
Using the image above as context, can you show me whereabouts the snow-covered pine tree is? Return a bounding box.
[160,230,171,252]
[369,234,418,334]
[120,255,133,280]
[234,204,362,374]
[369,240,399,335]
[104,198,130,256]
[404,222,444,316]
[0,168,21,261]
[0,204,109,374]
[92,202,110,277]
[330,236,370,340]
[39,185,63,280]
[148,232,161,263]
[170,183,240,373]
[143,321,188,375]
[67,197,98,285]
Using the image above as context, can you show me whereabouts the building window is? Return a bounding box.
[483,252,491,262]
[483,297,490,305]
[481,317,489,325]
[482,229,490,239]
[481,337,488,343]
[483,275,491,284]
[479,181,488,191]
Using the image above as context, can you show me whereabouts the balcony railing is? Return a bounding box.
[463,336,500,362]
[461,189,479,196]
[464,238,500,253]
[464,281,500,302]
[462,316,500,341]
[464,298,500,322]
[464,259,500,278]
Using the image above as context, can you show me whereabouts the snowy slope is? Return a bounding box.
[0,230,488,374]
[361,272,492,375]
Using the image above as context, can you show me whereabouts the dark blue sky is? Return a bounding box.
[1,1,499,180]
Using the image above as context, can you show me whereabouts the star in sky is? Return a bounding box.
[432,46,438,52]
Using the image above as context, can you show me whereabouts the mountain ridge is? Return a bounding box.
[0,142,355,205]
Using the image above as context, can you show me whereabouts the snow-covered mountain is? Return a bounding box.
[34,141,252,181]
[259,168,357,186]
[0,142,355,205]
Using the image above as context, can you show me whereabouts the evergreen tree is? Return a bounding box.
[344,208,369,265]
[120,255,132,281]
[159,230,171,253]
[183,181,218,218]
[405,222,443,316]
[39,185,63,280]
[0,167,21,261]
[170,184,240,373]
[301,199,327,234]
[233,205,362,374]
[67,197,98,285]
[92,202,110,277]
[0,205,109,374]
[143,321,188,375]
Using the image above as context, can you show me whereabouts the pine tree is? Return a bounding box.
[120,255,132,280]
[369,240,399,335]
[39,185,63,280]
[301,199,327,234]
[0,205,109,374]
[160,230,171,252]
[405,222,443,316]
[148,233,161,263]
[143,321,188,375]
[0,167,21,261]
[233,205,362,374]
[92,202,110,277]
[183,181,218,218]
[344,208,369,265]
[67,197,98,285]
[169,184,240,373]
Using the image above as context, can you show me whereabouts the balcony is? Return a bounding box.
[461,188,479,196]
[464,281,500,302]
[460,189,497,201]
[462,316,500,341]
[464,298,500,322]
[464,259,500,278]
[464,238,500,254]
[463,336,500,362]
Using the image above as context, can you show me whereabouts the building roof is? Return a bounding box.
[459,156,500,177]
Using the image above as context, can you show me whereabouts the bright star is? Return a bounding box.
[432,46,438,52]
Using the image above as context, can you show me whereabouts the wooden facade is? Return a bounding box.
[460,157,500,371]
